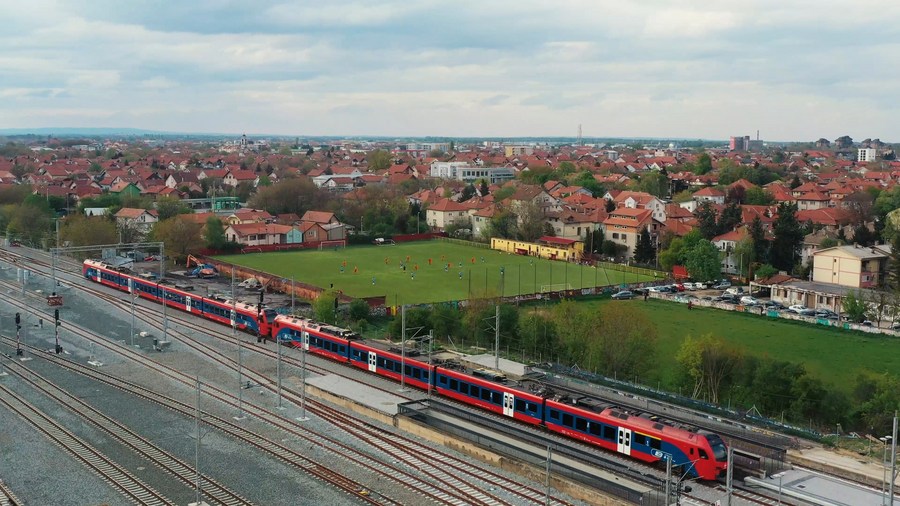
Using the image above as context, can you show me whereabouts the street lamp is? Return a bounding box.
[884,438,891,506]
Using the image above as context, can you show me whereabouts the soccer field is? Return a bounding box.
[215,241,655,304]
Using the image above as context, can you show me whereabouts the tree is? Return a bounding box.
[248,177,328,216]
[790,174,802,189]
[658,229,704,272]
[633,227,655,264]
[842,291,869,323]
[755,264,778,279]
[695,152,713,175]
[770,202,802,272]
[594,304,657,378]
[314,290,338,324]
[348,298,370,322]
[6,203,52,246]
[725,186,746,205]
[605,199,616,213]
[718,202,742,234]
[155,196,192,221]
[460,184,476,202]
[732,238,755,278]
[888,232,900,291]
[745,187,774,205]
[204,217,227,250]
[367,149,392,171]
[695,201,719,239]
[638,171,668,199]
[676,334,742,404]
[58,214,118,247]
[685,239,722,281]
[484,209,517,240]
[515,200,548,242]
[479,180,490,197]
[583,228,604,255]
[672,190,694,203]
[149,217,202,263]
[749,216,768,266]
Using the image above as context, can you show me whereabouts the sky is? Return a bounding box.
[1,1,898,141]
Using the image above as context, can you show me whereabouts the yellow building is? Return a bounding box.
[491,237,584,262]
[811,244,891,289]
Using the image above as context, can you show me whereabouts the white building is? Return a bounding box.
[858,148,877,162]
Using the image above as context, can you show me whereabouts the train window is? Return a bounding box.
[515,399,526,411]
[699,449,708,460]
[562,413,574,428]
[469,385,479,398]
[603,426,615,440]
[449,379,458,390]
[481,389,492,401]
[492,392,501,404]
[690,448,694,455]
[589,424,601,436]
[459,383,469,395]
[575,418,587,431]
[650,438,661,450]
[549,409,560,421]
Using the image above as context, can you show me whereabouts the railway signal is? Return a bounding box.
[54,308,62,354]
[15,312,22,356]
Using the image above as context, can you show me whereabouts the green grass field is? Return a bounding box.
[216,241,655,304]
[580,299,900,391]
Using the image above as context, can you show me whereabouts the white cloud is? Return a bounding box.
[0,1,897,140]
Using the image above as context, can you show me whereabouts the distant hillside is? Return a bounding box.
[0,127,181,137]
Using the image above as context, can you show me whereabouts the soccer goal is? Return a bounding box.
[318,240,347,250]
[540,283,573,293]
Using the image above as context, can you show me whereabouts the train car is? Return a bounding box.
[347,340,433,391]
[543,398,727,479]
[272,315,353,363]
[433,367,544,426]
[83,259,277,338]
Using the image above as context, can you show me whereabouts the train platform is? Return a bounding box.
[746,468,897,505]
[789,446,897,490]
[305,373,409,416]
[459,353,528,377]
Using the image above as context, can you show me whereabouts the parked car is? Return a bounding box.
[815,308,839,319]
[764,300,785,310]
[891,322,900,330]
[648,286,665,293]
[683,282,696,290]
[611,290,635,300]
[799,308,817,317]
[713,280,732,290]
[674,283,685,292]
[788,304,808,313]
[740,296,760,306]
[632,287,648,295]
[719,295,740,304]
[725,287,744,295]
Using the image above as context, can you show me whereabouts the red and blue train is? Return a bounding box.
[84,259,727,480]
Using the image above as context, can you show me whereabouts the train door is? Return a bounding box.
[617,427,632,456]
[302,331,310,351]
[230,308,236,327]
[502,392,515,417]
[185,296,192,314]
[367,351,377,372]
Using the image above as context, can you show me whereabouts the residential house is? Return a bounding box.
[225,223,298,246]
[711,227,749,274]
[114,208,159,235]
[601,207,653,259]
[426,198,471,231]
[812,244,892,289]
[223,170,258,188]
[610,191,667,222]
[692,187,726,205]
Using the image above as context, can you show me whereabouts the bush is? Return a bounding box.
[349,299,371,322]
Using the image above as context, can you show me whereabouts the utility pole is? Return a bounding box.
[233,268,244,420]
[290,276,295,314]
[15,313,22,357]
[726,446,734,506]
[130,282,136,347]
[54,309,62,354]
[665,456,672,506]
[494,304,500,369]
[891,411,898,506]
[399,304,407,391]
[544,445,552,506]
[194,377,202,506]
[296,331,309,422]
[162,284,168,344]
[427,330,433,398]
[276,326,283,410]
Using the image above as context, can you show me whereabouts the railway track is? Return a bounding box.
[1,356,253,506]
[0,385,174,506]
[1,259,579,505]
[0,305,545,506]
[0,480,23,506]
[6,248,788,505]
